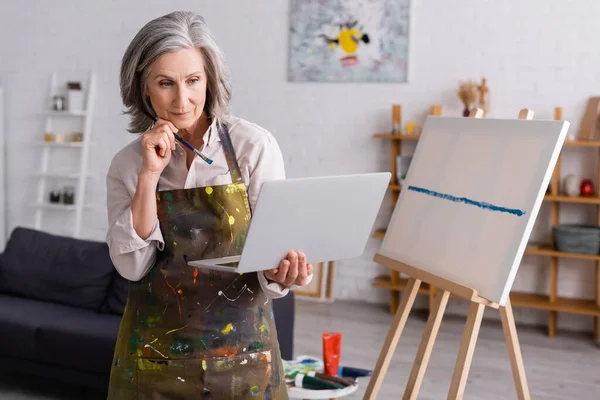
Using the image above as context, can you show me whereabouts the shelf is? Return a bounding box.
[30,203,97,211]
[564,139,600,148]
[33,172,93,179]
[373,133,420,140]
[35,141,93,148]
[525,243,600,261]
[368,281,600,317]
[45,110,87,117]
[371,275,431,294]
[371,235,600,261]
[544,194,600,204]
[372,136,600,146]
[510,292,600,317]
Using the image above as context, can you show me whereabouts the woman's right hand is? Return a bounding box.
[140,118,178,176]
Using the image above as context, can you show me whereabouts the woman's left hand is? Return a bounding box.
[264,251,312,288]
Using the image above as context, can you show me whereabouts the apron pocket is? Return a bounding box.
[135,349,280,400]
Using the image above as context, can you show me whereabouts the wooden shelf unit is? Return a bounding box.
[371,112,600,339]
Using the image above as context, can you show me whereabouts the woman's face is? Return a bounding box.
[145,47,208,130]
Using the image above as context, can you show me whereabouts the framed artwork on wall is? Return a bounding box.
[288,0,411,83]
[293,261,335,302]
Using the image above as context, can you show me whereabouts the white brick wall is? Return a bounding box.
[1,0,600,331]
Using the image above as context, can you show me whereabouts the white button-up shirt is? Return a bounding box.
[105,116,309,298]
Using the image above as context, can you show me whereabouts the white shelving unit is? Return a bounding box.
[0,87,6,250]
[32,72,96,238]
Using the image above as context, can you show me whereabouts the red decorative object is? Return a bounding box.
[580,179,595,196]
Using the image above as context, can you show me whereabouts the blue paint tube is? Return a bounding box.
[337,365,372,378]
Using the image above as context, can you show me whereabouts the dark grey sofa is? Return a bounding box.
[0,227,295,394]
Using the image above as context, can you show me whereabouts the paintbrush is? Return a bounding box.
[173,132,213,165]
[144,110,213,165]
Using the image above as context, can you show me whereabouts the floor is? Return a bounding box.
[1,299,599,399]
[293,300,600,399]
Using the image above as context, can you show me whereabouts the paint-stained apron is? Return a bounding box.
[107,122,288,399]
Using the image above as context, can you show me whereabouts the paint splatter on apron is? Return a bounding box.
[107,122,288,399]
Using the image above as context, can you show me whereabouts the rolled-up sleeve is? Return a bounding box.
[105,157,164,282]
[258,271,314,299]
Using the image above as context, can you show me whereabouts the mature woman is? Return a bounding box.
[105,11,311,399]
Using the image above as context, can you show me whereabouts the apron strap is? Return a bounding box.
[216,120,243,183]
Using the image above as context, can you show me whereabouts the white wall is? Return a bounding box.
[1,0,600,331]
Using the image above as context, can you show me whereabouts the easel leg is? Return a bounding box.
[403,290,450,400]
[500,298,531,400]
[447,302,485,400]
[364,277,422,400]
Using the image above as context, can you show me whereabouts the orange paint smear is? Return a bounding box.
[212,346,239,357]
[165,280,182,320]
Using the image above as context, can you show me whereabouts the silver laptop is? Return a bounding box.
[187,172,391,273]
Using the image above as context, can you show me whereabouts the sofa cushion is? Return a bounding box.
[35,306,122,375]
[0,294,49,359]
[0,294,122,375]
[0,227,115,311]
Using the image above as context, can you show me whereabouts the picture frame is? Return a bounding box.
[577,96,600,140]
[292,261,335,302]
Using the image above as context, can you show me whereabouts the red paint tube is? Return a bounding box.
[322,332,342,376]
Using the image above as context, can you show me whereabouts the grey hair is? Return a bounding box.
[120,11,232,133]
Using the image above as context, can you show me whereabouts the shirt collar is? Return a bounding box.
[203,118,221,148]
[174,118,220,155]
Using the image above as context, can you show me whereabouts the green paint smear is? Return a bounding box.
[194,337,208,349]
[128,335,141,352]
[235,233,247,251]
[169,341,194,356]
[148,268,157,284]
[163,192,173,202]
[145,315,161,328]
[248,341,264,351]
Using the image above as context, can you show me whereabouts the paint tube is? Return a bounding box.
[322,332,342,376]
[307,371,356,386]
[337,365,372,378]
[294,373,345,390]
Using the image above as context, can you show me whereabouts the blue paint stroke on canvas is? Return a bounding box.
[407,185,526,217]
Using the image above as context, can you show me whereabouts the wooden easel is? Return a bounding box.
[364,108,532,400]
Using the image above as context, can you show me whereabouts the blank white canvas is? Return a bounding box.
[379,116,570,305]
